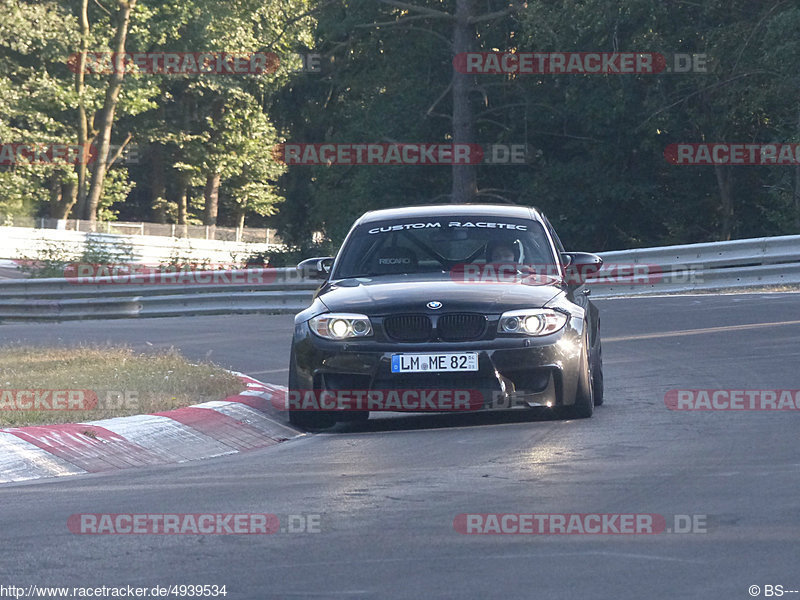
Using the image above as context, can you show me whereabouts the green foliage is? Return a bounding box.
[1,0,309,225]
[158,243,214,272]
[15,238,77,278]
[3,0,799,246]
[0,167,51,217]
[80,233,135,266]
[272,0,800,250]
[98,168,136,221]
[245,242,337,267]
[16,233,136,278]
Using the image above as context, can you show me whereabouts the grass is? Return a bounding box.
[0,345,245,427]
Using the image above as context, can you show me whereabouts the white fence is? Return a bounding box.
[0,226,283,268]
[0,216,278,244]
[0,235,797,320]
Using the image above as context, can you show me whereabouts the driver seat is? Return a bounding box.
[372,247,418,274]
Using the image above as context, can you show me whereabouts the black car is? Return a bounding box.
[287,204,604,430]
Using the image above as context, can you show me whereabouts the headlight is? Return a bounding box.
[309,313,373,340]
[498,309,568,336]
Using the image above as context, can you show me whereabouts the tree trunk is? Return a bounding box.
[60,181,77,219]
[47,174,62,218]
[47,173,78,219]
[714,164,733,240]
[237,199,247,231]
[203,172,221,239]
[73,0,92,220]
[150,143,167,223]
[84,0,136,225]
[177,185,188,226]
[173,173,189,238]
[451,0,477,204]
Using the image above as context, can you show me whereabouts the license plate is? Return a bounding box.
[391,352,478,373]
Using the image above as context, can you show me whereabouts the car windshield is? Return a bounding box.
[332,216,557,279]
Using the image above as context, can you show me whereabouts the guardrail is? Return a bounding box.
[587,234,800,296]
[0,235,797,320]
[0,268,317,320]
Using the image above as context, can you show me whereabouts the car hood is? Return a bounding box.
[317,274,563,315]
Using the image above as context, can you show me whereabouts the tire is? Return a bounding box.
[558,329,593,419]
[335,410,370,423]
[287,350,337,431]
[322,375,370,424]
[288,409,337,430]
[592,339,604,406]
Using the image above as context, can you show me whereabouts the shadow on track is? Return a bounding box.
[323,407,577,434]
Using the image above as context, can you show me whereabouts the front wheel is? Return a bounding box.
[592,339,604,406]
[558,330,593,419]
[287,350,337,431]
[288,409,337,430]
[335,410,370,423]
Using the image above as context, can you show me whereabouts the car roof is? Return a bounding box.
[355,204,543,225]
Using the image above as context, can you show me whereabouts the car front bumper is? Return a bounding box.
[289,318,586,412]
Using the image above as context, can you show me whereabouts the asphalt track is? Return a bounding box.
[1,292,799,599]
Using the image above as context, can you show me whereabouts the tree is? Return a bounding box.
[125,0,311,234]
[271,0,521,246]
[83,0,137,224]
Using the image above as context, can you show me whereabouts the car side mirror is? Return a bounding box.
[560,252,603,288]
[297,257,334,280]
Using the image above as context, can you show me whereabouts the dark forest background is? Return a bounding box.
[2,0,798,251]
